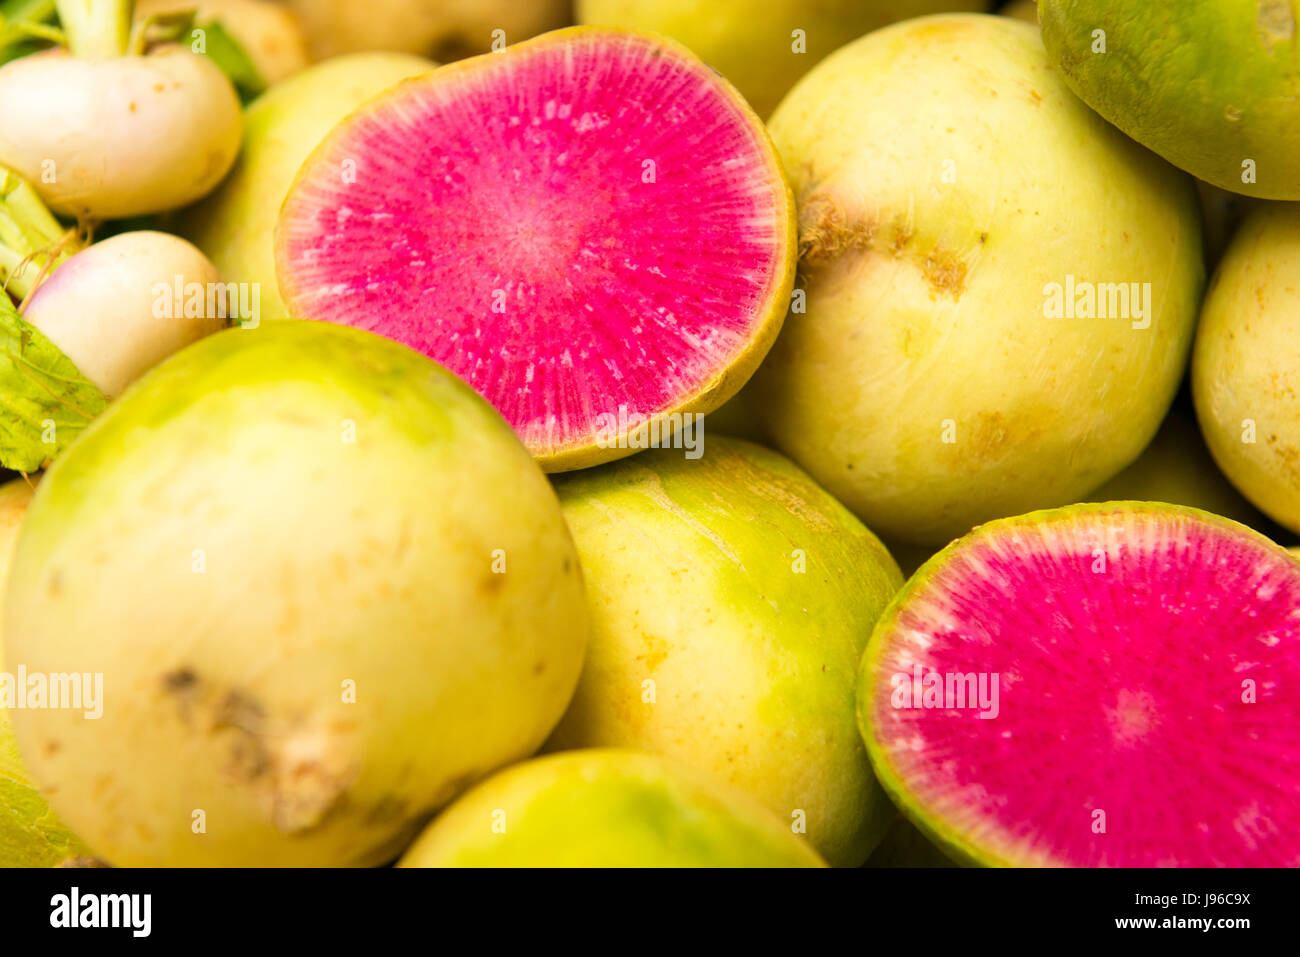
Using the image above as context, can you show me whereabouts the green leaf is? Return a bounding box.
[194,17,266,102]
[0,0,62,65]
[1,710,93,867]
[0,295,107,473]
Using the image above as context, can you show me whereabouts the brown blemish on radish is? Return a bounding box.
[1266,434,1300,484]
[1257,0,1295,44]
[922,249,970,296]
[161,667,357,834]
[636,632,670,673]
[796,191,877,264]
[892,222,915,253]
[937,411,1014,474]
[797,189,971,297]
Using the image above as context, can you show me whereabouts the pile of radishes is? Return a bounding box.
[2,0,1298,874]
[0,0,260,473]
[0,1,569,476]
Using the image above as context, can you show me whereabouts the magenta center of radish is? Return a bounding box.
[868,510,1300,866]
[277,32,789,458]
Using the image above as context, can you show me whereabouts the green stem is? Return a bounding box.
[0,166,85,301]
[0,0,62,64]
[54,0,131,58]
[0,0,57,22]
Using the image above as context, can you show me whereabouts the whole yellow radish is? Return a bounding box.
[1193,203,1300,536]
[750,15,1203,545]
[5,321,588,866]
[548,436,902,866]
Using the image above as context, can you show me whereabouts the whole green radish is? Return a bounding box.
[0,479,93,868]
[4,322,588,867]
[548,436,902,866]
[751,14,1203,546]
[577,0,993,118]
[1193,203,1300,536]
[1039,0,1300,199]
[399,749,824,867]
[177,51,434,321]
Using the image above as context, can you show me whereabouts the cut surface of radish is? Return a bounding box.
[276,27,794,469]
[859,503,1300,867]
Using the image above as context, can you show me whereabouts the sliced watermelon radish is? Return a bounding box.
[858,503,1300,867]
[275,26,795,470]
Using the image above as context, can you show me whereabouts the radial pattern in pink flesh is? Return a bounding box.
[277,30,788,460]
[867,507,1300,866]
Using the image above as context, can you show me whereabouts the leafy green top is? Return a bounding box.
[0,294,106,473]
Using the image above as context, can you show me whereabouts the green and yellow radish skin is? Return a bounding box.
[0,479,94,868]
[1040,0,1300,200]
[399,750,825,868]
[750,15,1203,546]
[548,437,902,866]
[1193,203,1300,536]
[1083,410,1265,531]
[5,321,589,867]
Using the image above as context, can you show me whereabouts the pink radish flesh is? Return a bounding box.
[276,30,790,462]
[864,507,1300,866]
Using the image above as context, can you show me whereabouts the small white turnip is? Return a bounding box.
[0,2,241,219]
[24,230,226,397]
